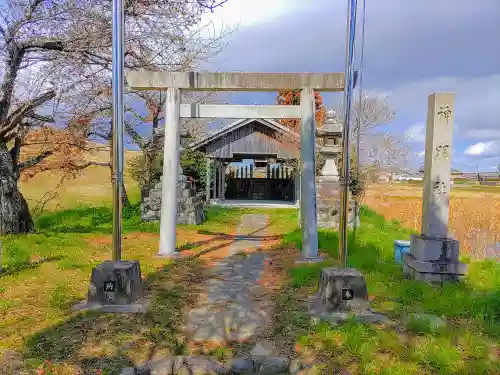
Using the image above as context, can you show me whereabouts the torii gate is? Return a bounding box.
[126,71,347,261]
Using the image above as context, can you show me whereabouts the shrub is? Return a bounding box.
[128,149,208,194]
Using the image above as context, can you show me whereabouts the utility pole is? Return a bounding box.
[73,0,146,313]
[338,0,358,268]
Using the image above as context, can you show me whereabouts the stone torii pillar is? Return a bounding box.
[158,87,181,257]
[403,93,466,282]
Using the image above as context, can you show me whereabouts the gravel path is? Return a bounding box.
[185,214,272,345]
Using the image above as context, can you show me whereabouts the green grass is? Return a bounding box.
[33,203,297,237]
[2,200,499,374]
[0,200,298,374]
[280,206,500,374]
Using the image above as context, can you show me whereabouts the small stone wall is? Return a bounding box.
[140,175,205,225]
[316,180,359,229]
[120,353,320,375]
[317,199,359,229]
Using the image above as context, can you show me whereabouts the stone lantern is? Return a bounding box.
[178,129,191,177]
[317,110,343,181]
[315,110,358,229]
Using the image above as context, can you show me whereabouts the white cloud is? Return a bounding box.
[464,141,500,157]
[405,123,426,142]
[417,150,425,157]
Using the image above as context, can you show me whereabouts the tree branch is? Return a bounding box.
[18,150,53,171]
[77,160,111,169]
[27,112,55,123]
[0,90,56,140]
[196,0,230,12]
[20,37,65,52]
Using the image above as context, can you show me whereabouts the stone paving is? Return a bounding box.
[184,214,272,345]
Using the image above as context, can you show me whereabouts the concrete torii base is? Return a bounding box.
[309,268,388,325]
[72,260,149,314]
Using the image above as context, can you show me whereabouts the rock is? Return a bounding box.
[176,364,191,375]
[120,368,136,375]
[257,357,289,375]
[184,356,228,375]
[227,357,256,375]
[173,356,185,374]
[289,359,304,374]
[334,369,352,375]
[137,357,175,375]
[249,343,273,368]
[250,343,272,358]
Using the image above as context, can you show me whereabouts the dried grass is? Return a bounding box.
[364,184,500,259]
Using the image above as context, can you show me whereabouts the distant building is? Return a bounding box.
[451,171,499,184]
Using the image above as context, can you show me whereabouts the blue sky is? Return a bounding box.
[199,0,500,172]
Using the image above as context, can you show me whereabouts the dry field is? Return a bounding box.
[364,183,500,259]
[20,148,141,212]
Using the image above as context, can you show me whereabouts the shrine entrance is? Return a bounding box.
[189,118,299,204]
[225,154,295,202]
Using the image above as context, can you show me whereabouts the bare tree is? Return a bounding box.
[331,90,396,137]
[0,0,231,234]
[362,132,411,182]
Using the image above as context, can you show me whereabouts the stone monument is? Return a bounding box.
[316,110,359,229]
[140,167,205,225]
[402,93,467,282]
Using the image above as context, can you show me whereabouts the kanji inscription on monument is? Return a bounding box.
[422,93,454,238]
[436,105,452,122]
[104,280,117,292]
[434,144,450,160]
[342,288,354,300]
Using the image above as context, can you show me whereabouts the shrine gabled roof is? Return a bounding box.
[189,118,299,150]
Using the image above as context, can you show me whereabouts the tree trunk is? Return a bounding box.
[140,152,152,201]
[121,182,130,207]
[0,142,34,234]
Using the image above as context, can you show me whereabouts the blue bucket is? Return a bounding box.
[394,240,411,265]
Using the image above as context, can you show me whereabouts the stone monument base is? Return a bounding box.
[309,268,388,325]
[72,260,148,314]
[402,234,467,283]
[402,252,466,283]
[410,234,460,262]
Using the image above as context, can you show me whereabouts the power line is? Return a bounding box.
[353,0,366,234]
